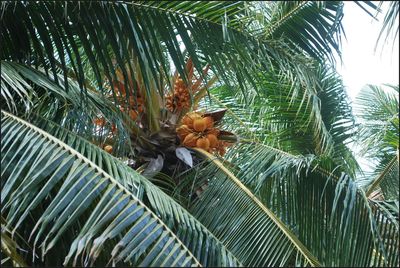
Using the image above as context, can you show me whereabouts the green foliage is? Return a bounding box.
[1,111,240,267]
[355,84,399,200]
[375,1,399,51]
[1,1,398,267]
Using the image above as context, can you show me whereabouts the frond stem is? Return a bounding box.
[194,147,322,267]
[366,156,398,197]
[1,110,202,267]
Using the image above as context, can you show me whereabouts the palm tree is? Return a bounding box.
[1,1,398,267]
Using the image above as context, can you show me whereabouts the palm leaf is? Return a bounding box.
[193,148,321,267]
[0,1,345,105]
[1,110,241,266]
[203,63,358,176]
[375,1,399,51]
[263,1,344,63]
[355,84,399,200]
[174,144,399,267]
[1,218,28,267]
[366,156,399,200]
[355,84,399,158]
[0,60,140,156]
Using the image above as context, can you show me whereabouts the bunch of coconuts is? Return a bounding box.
[176,112,229,155]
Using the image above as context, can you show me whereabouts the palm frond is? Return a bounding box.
[1,110,241,267]
[375,1,399,51]
[1,218,28,267]
[203,64,358,176]
[21,111,242,266]
[355,84,399,193]
[353,1,381,19]
[366,156,399,200]
[0,1,344,105]
[192,148,321,267]
[0,60,138,156]
[261,1,344,63]
[180,145,399,267]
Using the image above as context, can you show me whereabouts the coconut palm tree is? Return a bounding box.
[1,1,398,267]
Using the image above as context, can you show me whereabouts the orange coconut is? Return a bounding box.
[93,117,106,126]
[203,116,214,128]
[196,137,210,150]
[193,118,207,132]
[129,109,138,120]
[206,134,218,147]
[104,145,113,153]
[182,113,201,127]
[183,133,199,147]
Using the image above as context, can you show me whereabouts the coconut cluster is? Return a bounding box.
[176,112,229,156]
[166,78,191,112]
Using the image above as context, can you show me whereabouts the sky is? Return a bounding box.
[336,1,399,174]
[336,1,399,102]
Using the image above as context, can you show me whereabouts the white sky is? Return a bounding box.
[336,1,399,175]
[336,1,399,102]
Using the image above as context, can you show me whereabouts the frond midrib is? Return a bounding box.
[194,147,322,267]
[366,156,398,197]
[1,110,202,267]
[265,1,309,38]
[15,111,244,267]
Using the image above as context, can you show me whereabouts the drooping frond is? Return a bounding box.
[355,84,399,157]
[354,84,399,200]
[366,156,399,200]
[0,1,346,104]
[191,149,321,267]
[375,1,399,51]
[0,60,138,156]
[1,111,241,267]
[1,218,27,267]
[176,145,399,267]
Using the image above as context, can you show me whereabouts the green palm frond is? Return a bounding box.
[375,1,399,51]
[1,110,241,267]
[365,156,399,200]
[262,1,344,63]
[0,1,345,104]
[0,60,138,156]
[192,148,321,267]
[204,64,358,176]
[355,85,399,156]
[178,146,399,267]
[353,1,381,19]
[370,200,399,226]
[1,218,28,267]
[227,144,398,267]
[355,84,399,198]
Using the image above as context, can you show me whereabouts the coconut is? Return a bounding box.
[196,137,210,150]
[183,133,199,147]
[206,134,218,147]
[193,118,207,132]
[104,145,113,153]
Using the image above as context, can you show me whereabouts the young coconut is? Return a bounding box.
[183,133,199,147]
[193,118,207,132]
[196,137,210,150]
[206,133,218,147]
[104,145,113,153]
